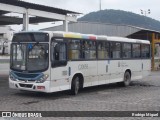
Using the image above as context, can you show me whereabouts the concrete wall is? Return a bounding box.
[0,26,14,55]
[41,21,141,37]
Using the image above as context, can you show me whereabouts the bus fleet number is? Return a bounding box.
[78,64,88,70]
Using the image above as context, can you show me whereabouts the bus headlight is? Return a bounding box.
[10,73,17,81]
[36,74,49,83]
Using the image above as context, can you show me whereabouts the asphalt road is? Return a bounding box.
[0,72,160,120]
[0,64,9,76]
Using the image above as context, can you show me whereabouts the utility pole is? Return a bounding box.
[99,0,102,23]
[140,9,151,17]
[99,0,102,11]
[140,9,151,29]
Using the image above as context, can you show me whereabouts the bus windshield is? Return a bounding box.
[11,43,49,72]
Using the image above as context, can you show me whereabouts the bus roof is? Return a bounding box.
[52,31,150,44]
[16,31,150,44]
[107,36,150,44]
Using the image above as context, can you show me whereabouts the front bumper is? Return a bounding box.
[9,78,51,93]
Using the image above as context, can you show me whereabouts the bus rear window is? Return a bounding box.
[12,33,49,42]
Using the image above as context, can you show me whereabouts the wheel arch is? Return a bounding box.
[125,69,132,78]
[71,73,84,89]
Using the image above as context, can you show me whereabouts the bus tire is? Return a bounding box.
[71,76,80,95]
[123,71,131,86]
[118,71,131,87]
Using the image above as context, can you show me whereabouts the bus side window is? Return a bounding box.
[122,43,132,58]
[51,40,67,68]
[82,40,96,59]
[141,44,150,58]
[110,42,121,59]
[132,44,141,58]
[98,41,109,59]
[68,39,81,60]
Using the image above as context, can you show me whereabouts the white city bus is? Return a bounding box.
[9,31,151,95]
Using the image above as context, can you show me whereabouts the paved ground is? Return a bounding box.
[0,57,10,76]
[0,64,9,76]
[0,72,160,120]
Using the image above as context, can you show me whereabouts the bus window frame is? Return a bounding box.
[51,37,151,64]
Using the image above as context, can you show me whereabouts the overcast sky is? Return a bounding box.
[11,0,160,31]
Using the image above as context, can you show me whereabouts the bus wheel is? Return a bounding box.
[71,76,80,95]
[117,71,131,87]
[123,71,131,86]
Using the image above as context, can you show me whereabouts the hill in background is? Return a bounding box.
[78,9,160,31]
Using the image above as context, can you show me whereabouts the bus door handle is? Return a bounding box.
[106,65,108,73]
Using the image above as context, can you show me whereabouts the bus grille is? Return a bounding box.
[14,72,39,78]
[11,71,43,81]
[19,84,33,88]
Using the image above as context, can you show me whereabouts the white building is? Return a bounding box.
[0,26,14,55]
